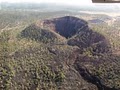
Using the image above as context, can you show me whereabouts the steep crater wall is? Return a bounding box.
[21,16,111,53]
[37,16,88,38]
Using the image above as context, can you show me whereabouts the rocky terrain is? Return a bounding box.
[19,16,119,90]
[0,8,120,90]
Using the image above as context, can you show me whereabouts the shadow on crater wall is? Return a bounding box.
[21,16,111,53]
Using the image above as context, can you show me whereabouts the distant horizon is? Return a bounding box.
[0,0,93,6]
[1,0,120,11]
[0,0,120,6]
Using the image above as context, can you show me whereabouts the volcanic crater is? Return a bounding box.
[22,16,110,53]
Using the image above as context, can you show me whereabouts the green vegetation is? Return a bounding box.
[0,10,120,90]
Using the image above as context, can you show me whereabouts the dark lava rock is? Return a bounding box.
[35,16,110,53]
[20,16,119,90]
[36,16,88,38]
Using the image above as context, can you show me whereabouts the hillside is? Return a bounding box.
[0,10,120,90]
[23,16,110,54]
